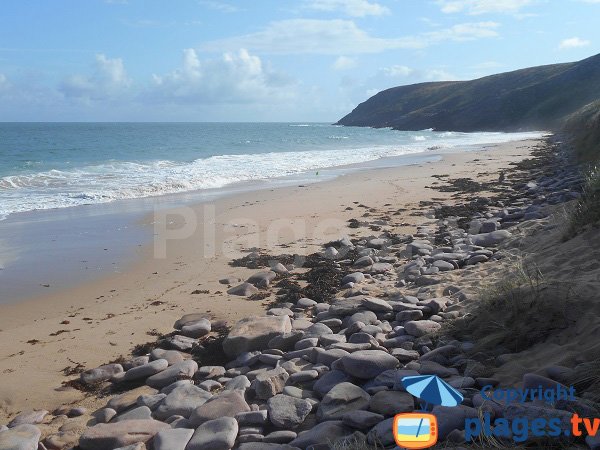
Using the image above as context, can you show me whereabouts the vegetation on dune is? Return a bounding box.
[564,99,600,161]
[564,165,600,238]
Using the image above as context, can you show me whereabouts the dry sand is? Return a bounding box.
[0,139,541,422]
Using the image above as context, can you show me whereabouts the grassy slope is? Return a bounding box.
[564,99,600,161]
[337,53,600,136]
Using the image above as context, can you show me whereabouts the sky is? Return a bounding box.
[0,0,599,122]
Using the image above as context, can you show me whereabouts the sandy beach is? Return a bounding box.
[0,138,541,422]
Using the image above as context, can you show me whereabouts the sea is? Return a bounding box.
[0,123,545,222]
[0,123,545,302]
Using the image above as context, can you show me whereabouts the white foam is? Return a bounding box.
[0,130,546,220]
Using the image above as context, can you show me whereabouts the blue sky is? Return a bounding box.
[0,0,599,121]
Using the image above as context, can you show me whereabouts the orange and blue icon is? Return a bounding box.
[393,412,438,449]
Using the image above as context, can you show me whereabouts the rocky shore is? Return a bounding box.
[2,137,599,450]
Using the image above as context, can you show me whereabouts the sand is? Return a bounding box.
[0,139,542,422]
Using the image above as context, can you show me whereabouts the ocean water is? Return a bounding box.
[0,122,545,221]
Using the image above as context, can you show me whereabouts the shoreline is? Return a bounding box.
[0,137,543,421]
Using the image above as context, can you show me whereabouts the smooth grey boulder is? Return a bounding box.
[367,418,395,447]
[7,411,48,428]
[369,391,414,416]
[223,316,292,358]
[150,349,184,366]
[153,384,212,420]
[189,390,250,426]
[111,406,152,422]
[152,428,194,450]
[79,420,169,450]
[313,370,352,396]
[146,360,198,389]
[227,282,259,297]
[317,382,370,422]
[469,230,512,247]
[181,319,211,338]
[342,410,384,430]
[253,367,289,399]
[124,359,168,382]
[107,386,159,412]
[0,424,41,450]
[267,394,313,429]
[186,417,238,450]
[81,364,124,385]
[404,320,442,337]
[289,421,353,448]
[340,350,398,379]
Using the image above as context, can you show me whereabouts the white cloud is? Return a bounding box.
[380,65,414,77]
[425,69,458,80]
[436,0,534,15]
[559,37,591,49]
[333,56,358,70]
[198,1,240,13]
[148,48,295,104]
[60,54,131,100]
[305,0,390,17]
[202,19,500,55]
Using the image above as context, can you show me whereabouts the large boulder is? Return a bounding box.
[223,316,292,358]
[340,350,399,379]
[186,417,238,450]
[0,424,41,450]
[289,421,354,448]
[189,390,250,426]
[153,384,212,420]
[78,420,169,450]
[317,382,370,422]
[267,394,313,429]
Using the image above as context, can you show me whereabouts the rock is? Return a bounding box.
[369,391,414,416]
[469,230,512,247]
[340,350,398,379]
[263,430,297,444]
[236,411,268,427]
[253,367,289,399]
[317,382,370,422]
[289,421,353,448]
[354,256,374,267]
[189,390,250,426]
[93,408,117,424]
[218,277,240,285]
[432,405,479,439]
[146,360,198,389]
[467,254,488,265]
[149,348,184,367]
[341,272,365,285]
[268,332,304,352]
[224,375,251,391]
[7,411,48,427]
[223,316,292,358]
[247,271,277,288]
[152,428,194,450]
[137,393,167,410]
[288,370,319,384]
[112,406,153,422]
[123,356,150,371]
[404,320,442,337]
[267,394,313,429]
[432,260,455,271]
[154,384,212,420]
[367,263,393,274]
[79,420,169,450]
[81,364,124,384]
[174,313,209,329]
[296,298,317,308]
[267,307,294,318]
[270,263,289,275]
[181,319,211,338]
[124,359,169,382]
[342,410,384,430]
[196,366,226,379]
[186,417,238,450]
[0,424,41,450]
[303,323,334,339]
[163,335,197,352]
[367,418,395,447]
[313,370,352,396]
[418,360,459,378]
[44,430,79,450]
[107,386,159,412]
[587,435,600,450]
[227,283,259,297]
[395,310,424,322]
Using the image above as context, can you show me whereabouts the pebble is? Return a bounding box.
[189,390,250,426]
[340,350,399,379]
[81,364,124,385]
[404,320,442,337]
[7,410,48,428]
[152,428,194,450]
[289,421,354,448]
[369,390,414,416]
[79,420,169,450]
[227,282,259,297]
[112,406,153,422]
[180,318,211,338]
[342,410,384,430]
[146,360,198,389]
[123,359,168,382]
[317,382,370,421]
[154,384,212,420]
[253,367,289,399]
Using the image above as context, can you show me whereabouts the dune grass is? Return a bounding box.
[564,165,600,239]
[445,257,575,355]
